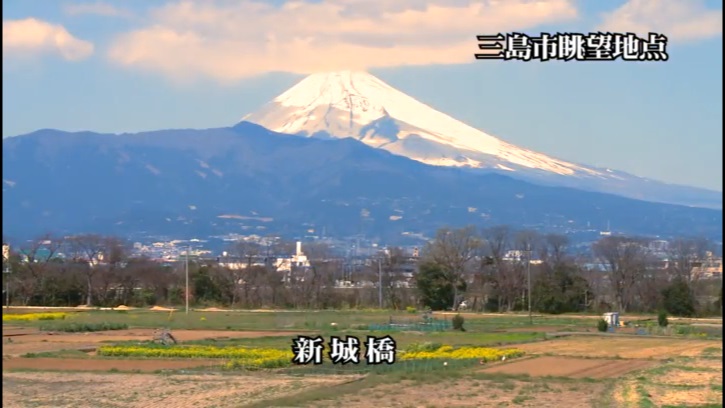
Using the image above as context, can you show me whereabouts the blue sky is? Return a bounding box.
[2,0,723,191]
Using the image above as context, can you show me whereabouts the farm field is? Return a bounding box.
[3,371,364,408]
[3,357,222,372]
[1,328,303,358]
[2,307,723,407]
[480,356,658,379]
[514,336,720,359]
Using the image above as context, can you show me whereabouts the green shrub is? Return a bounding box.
[405,342,443,352]
[661,279,695,317]
[658,311,669,327]
[597,319,608,332]
[451,314,465,331]
[406,306,417,314]
[38,314,66,321]
[224,358,290,370]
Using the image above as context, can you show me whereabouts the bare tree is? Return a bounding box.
[377,247,411,310]
[261,261,287,307]
[636,265,668,313]
[303,242,342,308]
[93,237,129,306]
[479,226,512,311]
[580,258,608,312]
[66,234,109,306]
[287,263,317,308]
[666,238,711,283]
[231,239,262,268]
[664,237,715,312]
[310,261,338,309]
[114,257,155,306]
[423,226,482,310]
[536,234,572,299]
[592,236,650,313]
[484,226,511,262]
[509,230,540,312]
[541,234,569,268]
[14,234,64,305]
[226,238,264,307]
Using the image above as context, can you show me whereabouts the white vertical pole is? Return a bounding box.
[185,246,190,315]
[5,274,9,309]
[3,244,10,309]
[378,258,382,309]
[527,245,532,325]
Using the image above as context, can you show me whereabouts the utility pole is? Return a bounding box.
[3,243,10,309]
[185,245,190,315]
[3,265,10,309]
[378,257,383,309]
[527,244,532,325]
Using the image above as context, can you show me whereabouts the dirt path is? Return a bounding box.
[3,371,361,408]
[306,376,608,408]
[1,327,38,337]
[515,336,720,359]
[2,328,303,357]
[481,356,657,379]
[3,357,222,372]
[3,328,302,341]
[502,326,592,333]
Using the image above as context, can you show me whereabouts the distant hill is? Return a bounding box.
[2,122,722,243]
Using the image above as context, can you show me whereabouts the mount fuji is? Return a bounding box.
[3,72,722,242]
[244,71,721,209]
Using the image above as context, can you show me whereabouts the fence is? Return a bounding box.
[633,323,722,338]
[367,316,452,332]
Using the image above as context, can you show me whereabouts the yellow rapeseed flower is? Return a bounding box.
[97,344,295,368]
[2,312,67,322]
[400,345,524,362]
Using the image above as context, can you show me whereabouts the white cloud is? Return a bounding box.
[64,2,133,18]
[108,0,578,83]
[597,0,722,42]
[3,18,94,61]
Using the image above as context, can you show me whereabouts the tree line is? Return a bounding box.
[416,226,721,317]
[1,227,722,317]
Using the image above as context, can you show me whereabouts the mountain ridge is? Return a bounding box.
[3,123,721,243]
[242,70,721,209]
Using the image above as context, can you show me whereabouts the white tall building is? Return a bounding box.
[276,241,310,272]
[218,241,311,273]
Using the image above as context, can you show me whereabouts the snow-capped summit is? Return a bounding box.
[243,70,601,177]
[241,71,721,209]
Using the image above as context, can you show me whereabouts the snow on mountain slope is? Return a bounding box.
[242,70,603,177]
[240,70,722,210]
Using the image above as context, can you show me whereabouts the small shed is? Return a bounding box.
[602,312,620,328]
